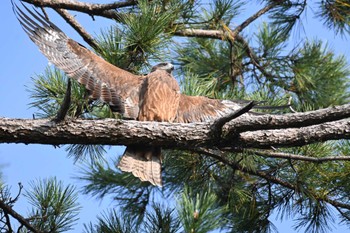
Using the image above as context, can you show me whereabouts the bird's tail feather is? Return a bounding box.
[118,146,162,186]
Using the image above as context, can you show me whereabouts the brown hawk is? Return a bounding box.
[13,2,257,186]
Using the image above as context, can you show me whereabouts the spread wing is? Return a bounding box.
[175,94,246,123]
[13,2,143,119]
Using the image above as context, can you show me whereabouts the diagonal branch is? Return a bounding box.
[0,199,42,233]
[54,8,99,49]
[231,1,279,39]
[210,101,255,138]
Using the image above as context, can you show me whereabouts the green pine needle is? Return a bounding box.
[177,186,227,233]
[24,177,81,232]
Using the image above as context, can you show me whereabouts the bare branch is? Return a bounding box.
[54,79,71,123]
[22,0,136,11]
[238,119,350,148]
[54,8,99,49]
[4,212,12,233]
[210,101,255,138]
[228,103,350,132]
[1,106,350,149]
[246,149,350,162]
[0,199,42,233]
[22,0,134,20]
[231,2,279,38]
[173,28,226,39]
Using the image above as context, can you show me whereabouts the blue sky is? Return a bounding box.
[1,1,350,232]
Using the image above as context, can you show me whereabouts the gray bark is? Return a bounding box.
[1,104,350,150]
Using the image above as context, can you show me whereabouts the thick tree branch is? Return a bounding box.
[22,0,134,20]
[22,0,136,11]
[1,105,350,149]
[0,118,210,148]
[238,119,350,148]
[228,103,350,132]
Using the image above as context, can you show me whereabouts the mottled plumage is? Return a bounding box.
[119,63,180,186]
[13,2,257,186]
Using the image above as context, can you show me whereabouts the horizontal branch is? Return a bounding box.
[0,118,210,148]
[228,103,350,132]
[247,150,350,162]
[22,0,136,11]
[1,110,350,149]
[22,0,134,20]
[173,28,227,39]
[238,119,350,148]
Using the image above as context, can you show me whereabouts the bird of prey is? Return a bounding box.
[13,2,263,186]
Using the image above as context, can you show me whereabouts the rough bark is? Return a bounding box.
[1,103,350,150]
[21,0,135,21]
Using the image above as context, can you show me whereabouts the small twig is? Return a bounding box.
[4,212,13,233]
[210,101,255,138]
[54,79,71,123]
[0,199,42,233]
[10,183,23,205]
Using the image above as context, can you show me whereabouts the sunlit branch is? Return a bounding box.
[22,0,136,11]
[22,0,134,20]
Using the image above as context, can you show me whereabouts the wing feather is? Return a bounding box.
[176,95,246,123]
[13,2,143,119]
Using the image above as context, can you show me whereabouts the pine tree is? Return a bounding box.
[2,0,350,232]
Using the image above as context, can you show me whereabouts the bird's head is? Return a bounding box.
[151,62,174,74]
